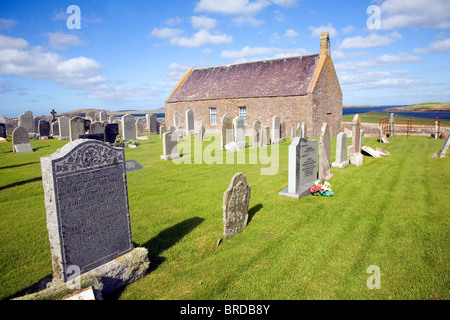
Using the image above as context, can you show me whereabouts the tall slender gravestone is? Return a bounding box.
[198,124,205,140]
[221,114,233,150]
[51,121,59,136]
[58,116,70,139]
[280,121,286,142]
[291,124,297,140]
[70,116,85,142]
[161,131,180,160]
[390,113,395,137]
[122,114,136,141]
[19,111,33,133]
[223,173,251,239]
[279,137,318,199]
[318,123,333,180]
[271,116,281,144]
[262,126,270,146]
[233,116,246,149]
[173,112,179,128]
[135,118,145,137]
[332,132,349,168]
[438,134,450,158]
[186,109,194,135]
[252,120,261,147]
[159,125,167,138]
[148,114,159,135]
[40,139,149,295]
[0,123,6,138]
[12,126,33,153]
[301,122,307,138]
[349,114,363,166]
[99,111,107,122]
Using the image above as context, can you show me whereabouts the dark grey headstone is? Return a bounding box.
[79,133,105,142]
[38,120,50,137]
[105,123,119,143]
[40,139,134,282]
[0,123,6,138]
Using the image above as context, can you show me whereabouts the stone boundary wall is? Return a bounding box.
[341,122,449,137]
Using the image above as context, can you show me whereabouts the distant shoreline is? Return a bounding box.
[383,106,450,113]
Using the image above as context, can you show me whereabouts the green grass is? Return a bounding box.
[0,133,449,300]
[404,102,450,111]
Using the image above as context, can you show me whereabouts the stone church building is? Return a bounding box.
[165,32,342,137]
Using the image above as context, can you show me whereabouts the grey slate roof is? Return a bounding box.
[166,54,320,103]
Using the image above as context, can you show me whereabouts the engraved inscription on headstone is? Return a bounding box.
[40,140,133,282]
[223,173,251,239]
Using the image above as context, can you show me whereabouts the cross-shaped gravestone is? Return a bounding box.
[50,109,57,122]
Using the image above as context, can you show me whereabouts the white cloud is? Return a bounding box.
[339,32,402,50]
[0,34,159,101]
[47,32,86,50]
[221,45,307,61]
[195,0,271,16]
[0,18,19,30]
[342,25,355,34]
[270,0,298,7]
[170,29,232,47]
[284,29,298,38]
[380,0,450,30]
[191,16,217,29]
[414,38,450,54]
[233,15,265,26]
[308,23,337,38]
[165,62,191,80]
[151,27,184,38]
[335,53,421,71]
[166,17,184,26]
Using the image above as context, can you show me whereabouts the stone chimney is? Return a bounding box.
[319,32,330,56]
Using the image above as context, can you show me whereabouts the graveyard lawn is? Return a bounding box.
[0,134,448,300]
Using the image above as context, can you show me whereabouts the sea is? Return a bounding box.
[343,105,450,120]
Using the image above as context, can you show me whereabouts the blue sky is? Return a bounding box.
[0,0,450,117]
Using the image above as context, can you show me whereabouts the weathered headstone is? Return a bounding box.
[99,111,107,122]
[318,123,333,180]
[301,122,307,138]
[262,126,270,146]
[0,114,5,124]
[5,120,16,134]
[362,146,382,158]
[223,173,251,239]
[351,114,361,152]
[159,125,167,138]
[186,109,194,135]
[51,121,59,136]
[70,116,86,142]
[84,119,91,134]
[376,147,390,156]
[104,123,119,144]
[233,116,246,148]
[173,112,179,128]
[109,115,116,124]
[438,134,450,158]
[280,121,286,142]
[19,112,33,133]
[147,114,159,135]
[279,137,318,199]
[135,118,145,137]
[252,120,261,147]
[122,114,136,141]
[0,123,6,139]
[291,124,297,140]
[90,121,106,135]
[296,123,301,138]
[390,113,395,137]
[332,132,349,168]
[38,120,50,137]
[271,116,281,144]
[79,133,105,142]
[198,124,205,140]
[221,114,233,150]
[58,116,70,139]
[161,131,180,160]
[114,119,122,135]
[40,139,148,294]
[177,126,184,142]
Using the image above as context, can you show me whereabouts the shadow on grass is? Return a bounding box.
[0,176,42,191]
[141,217,204,273]
[0,161,39,170]
[248,204,263,225]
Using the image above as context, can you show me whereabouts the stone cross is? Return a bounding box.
[50,109,57,122]
[223,173,251,239]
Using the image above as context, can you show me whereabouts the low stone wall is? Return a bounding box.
[341,122,450,138]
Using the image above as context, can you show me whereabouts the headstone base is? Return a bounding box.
[14,143,33,153]
[331,160,349,168]
[349,152,363,166]
[279,183,314,199]
[14,247,149,300]
[161,153,181,161]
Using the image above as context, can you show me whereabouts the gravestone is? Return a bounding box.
[147,114,159,135]
[161,131,180,160]
[390,113,395,137]
[233,116,246,148]
[109,115,115,123]
[280,121,286,142]
[38,120,50,137]
[291,124,297,140]
[135,118,145,137]
[70,116,86,142]
[90,121,106,135]
[159,125,167,138]
[223,173,251,239]
[438,134,450,158]
[332,132,349,168]
[79,133,105,142]
[271,116,281,144]
[352,114,361,152]
[51,121,59,136]
[221,114,233,150]
[0,123,6,138]
[198,124,205,140]
[58,116,70,139]
[376,147,390,156]
[0,114,5,124]
[296,123,301,138]
[362,146,382,158]
[279,137,318,199]
[262,126,270,146]
[104,123,119,144]
[40,140,133,281]
[186,109,194,135]
[318,123,333,180]
[176,126,184,142]
[301,122,307,138]
[122,114,136,141]
[114,119,122,135]
[252,120,261,147]
[19,112,33,133]
[40,139,149,294]
[6,120,16,134]
[99,111,107,122]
